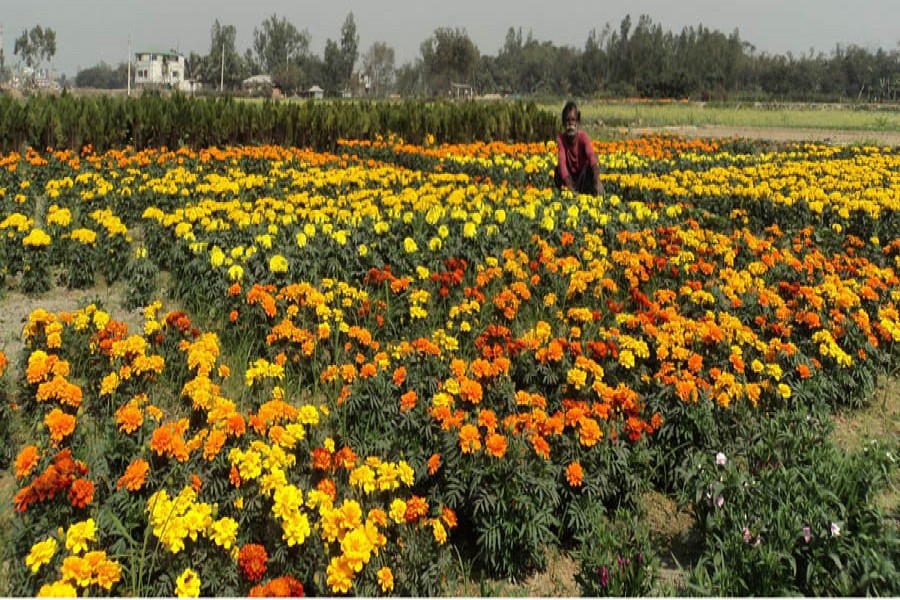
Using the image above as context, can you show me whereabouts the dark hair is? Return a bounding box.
[562,100,580,124]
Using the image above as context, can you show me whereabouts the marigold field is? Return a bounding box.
[0,133,899,596]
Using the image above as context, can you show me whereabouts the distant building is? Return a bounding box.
[308,85,324,100]
[134,49,191,91]
[242,74,274,96]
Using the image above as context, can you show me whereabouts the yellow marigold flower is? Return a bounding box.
[778,383,792,399]
[358,243,368,257]
[377,566,394,593]
[389,499,407,524]
[403,237,418,253]
[272,484,303,520]
[25,537,57,573]
[431,518,448,544]
[94,558,122,590]
[70,228,97,245]
[326,556,354,594]
[269,254,289,274]
[209,245,225,268]
[341,527,374,572]
[23,228,52,247]
[175,568,201,597]
[618,349,635,369]
[61,555,93,587]
[210,517,239,549]
[282,511,311,547]
[37,581,78,597]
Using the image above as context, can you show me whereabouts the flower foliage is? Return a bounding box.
[2,135,899,595]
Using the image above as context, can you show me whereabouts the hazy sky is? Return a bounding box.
[4,0,899,78]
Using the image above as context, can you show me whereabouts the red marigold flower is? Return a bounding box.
[311,447,332,471]
[238,544,268,583]
[69,478,95,508]
[404,495,429,523]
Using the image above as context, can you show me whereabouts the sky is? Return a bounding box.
[3,0,899,79]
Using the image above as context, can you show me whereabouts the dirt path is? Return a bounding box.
[629,125,900,146]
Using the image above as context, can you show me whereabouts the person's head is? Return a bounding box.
[562,101,580,138]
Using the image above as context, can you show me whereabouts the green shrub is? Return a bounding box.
[678,405,900,596]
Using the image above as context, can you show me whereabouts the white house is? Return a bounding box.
[134,49,190,91]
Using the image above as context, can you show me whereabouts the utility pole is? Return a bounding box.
[220,40,225,92]
[127,34,132,96]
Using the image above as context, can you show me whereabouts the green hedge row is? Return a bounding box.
[0,93,558,152]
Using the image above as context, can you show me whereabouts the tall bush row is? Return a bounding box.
[0,93,558,152]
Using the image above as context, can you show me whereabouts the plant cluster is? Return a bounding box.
[0,133,898,595]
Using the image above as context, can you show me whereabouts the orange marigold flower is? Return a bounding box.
[484,433,508,459]
[333,446,357,469]
[477,409,498,431]
[399,390,417,412]
[392,366,407,386]
[441,505,458,529]
[230,465,242,488]
[238,544,268,583]
[190,473,202,493]
[458,377,483,404]
[578,417,603,447]
[249,575,304,597]
[15,445,40,479]
[458,424,482,454]
[45,408,77,446]
[116,402,143,434]
[531,434,550,459]
[116,458,149,492]
[317,478,337,502]
[427,453,441,475]
[203,429,227,461]
[69,478,95,508]
[225,413,246,437]
[797,364,812,379]
[566,462,584,487]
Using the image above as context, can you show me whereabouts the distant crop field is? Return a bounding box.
[542,100,900,134]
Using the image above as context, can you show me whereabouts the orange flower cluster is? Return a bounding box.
[249,575,304,597]
[14,449,90,512]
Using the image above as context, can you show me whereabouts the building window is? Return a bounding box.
[172,71,179,79]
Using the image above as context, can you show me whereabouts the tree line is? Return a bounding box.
[13,13,900,101]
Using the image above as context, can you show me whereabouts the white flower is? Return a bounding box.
[715,452,727,466]
[830,522,841,537]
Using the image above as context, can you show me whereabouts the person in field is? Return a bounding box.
[553,100,604,196]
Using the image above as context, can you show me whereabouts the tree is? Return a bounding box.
[361,41,396,96]
[420,28,479,96]
[322,13,359,96]
[201,20,246,90]
[252,14,310,75]
[75,62,128,89]
[322,39,343,95]
[14,25,57,73]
